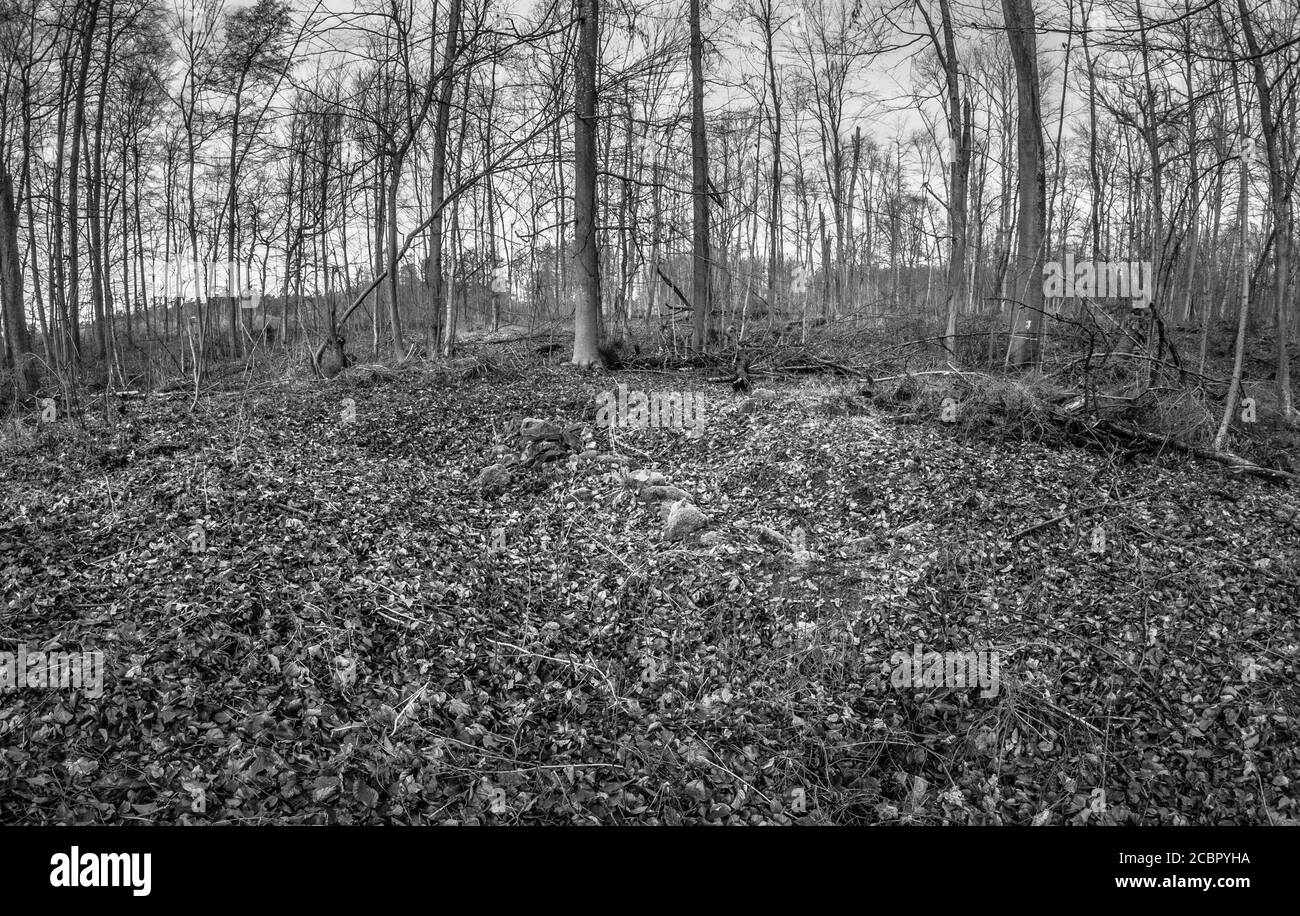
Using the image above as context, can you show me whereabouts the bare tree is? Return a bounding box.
[917,0,969,360]
[571,0,601,367]
[432,0,462,356]
[1001,0,1046,368]
[689,0,709,351]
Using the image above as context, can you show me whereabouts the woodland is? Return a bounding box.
[0,0,1297,825]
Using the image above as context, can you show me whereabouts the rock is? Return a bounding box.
[519,418,563,441]
[625,469,668,490]
[640,485,693,504]
[332,655,357,689]
[505,417,585,467]
[664,500,708,541]
[1273,506,1300,528]
[573,487,595,503]
[756,525,791,550]
[753,388,777,401]
[473,463,513,495]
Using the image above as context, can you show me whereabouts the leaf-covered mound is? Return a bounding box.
[0,370,1297,824]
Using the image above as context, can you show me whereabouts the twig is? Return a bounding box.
[1098,419,1296,484]
[1010,491,1153,541]
[487,638,634,713]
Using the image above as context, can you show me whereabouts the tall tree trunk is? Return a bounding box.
[762,3,782,310]
[133,143,150,338]
[370,158,384,357]
[689,0,710,352]
[1216,76,1253,452]
[68,0,104,366]
[1082,2,1102,257]
[1001,0,1047,368]
[386,149,405,360]
[1181,8,1199,324]
[227,79,246,355]
[923,0,969,360]
[89,4,114,363]
[15,41,47,374]
[431,0,462,355]
[1237,0,1296,420]
[0,169,34,395]
[571,0,601,367]
[50,44,72,364]
[445,66,471,354]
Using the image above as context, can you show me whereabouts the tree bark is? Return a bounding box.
[0,169,35,395]
[1216,75,1252,453]
[689,0,710,352]
[571,0,602,367]
[1237,0,1296,420]
[1001,0,1047,368]
[431,0,462,355]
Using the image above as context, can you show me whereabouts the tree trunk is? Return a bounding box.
[67,0,104,366]
[927,0,969,360]
[571,0,602,367]
[1001,0,1047,368]
[0,169,34,395]
[1216,76,1253,452]
[431,0,462,355]
[1237,0,1296,420]
[762,3,782,311]
[386,150,405,360]
[689,0,710,352]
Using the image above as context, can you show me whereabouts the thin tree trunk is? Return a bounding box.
[1216,77,1253,452]
[689,0,710,352]
[430,0,461,355]
[571,0,601,366]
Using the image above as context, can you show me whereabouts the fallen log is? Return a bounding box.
[774,357,861,377]
[1093,418,1296,484]
[656,266,693,311]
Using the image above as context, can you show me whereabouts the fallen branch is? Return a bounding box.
[774,356,861,377]
[656,266,692,311]
[1096,419,1296,484]
[1011,489,1157,541]
[872,369,969,383]
[1011,500,1117,541]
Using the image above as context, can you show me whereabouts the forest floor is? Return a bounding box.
[1,361,1298,824]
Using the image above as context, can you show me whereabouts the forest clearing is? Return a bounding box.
[0,0,1298,869]
[1,339,1297,825]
